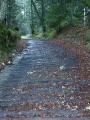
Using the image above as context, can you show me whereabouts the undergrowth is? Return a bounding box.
[30,25,90,53]
[0,22,21,64]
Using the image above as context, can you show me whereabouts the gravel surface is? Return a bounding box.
[0,39,90,120]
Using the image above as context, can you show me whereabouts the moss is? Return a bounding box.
[83,30,90,42]
[34,32,44,38]
[0,21,21,62]
[45,28,57,39]
[0,22,20,52]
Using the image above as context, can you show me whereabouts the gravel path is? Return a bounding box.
[0,39,90,120]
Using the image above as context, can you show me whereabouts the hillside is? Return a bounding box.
[52,26,90,80]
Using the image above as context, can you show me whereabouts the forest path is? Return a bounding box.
[0,39,90,120]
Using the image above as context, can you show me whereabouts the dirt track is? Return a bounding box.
[0,39,90,120]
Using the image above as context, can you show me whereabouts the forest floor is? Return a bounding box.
[0,26,90,120]
[51,26,90,80]
[52,38,90,80]
[0,39,90,120]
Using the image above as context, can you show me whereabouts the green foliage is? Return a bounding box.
[81,0,90,8]
[60,19,69,28]
[14,27,19,32]
[45,28,57,39]
[0,0,86,35]
[7,29,21,49]
[6,0,18,29]
[45,4,68,31]
[34,32,44,38]
[31,28,56,39]
[45,1,83,33]
[0,22,20,53]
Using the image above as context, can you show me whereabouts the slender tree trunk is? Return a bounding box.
[87,12,90,28]
[6,0,17,29]
[31,0,46,34]
[31,0,34,34]
[41,0,46,33]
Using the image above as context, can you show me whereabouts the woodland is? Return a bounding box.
[0,0,90,66]
[0,1,90,118]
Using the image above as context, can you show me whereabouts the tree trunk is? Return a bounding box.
[41,0,46,33]
[31,0,34,34]
[87,12,90,28]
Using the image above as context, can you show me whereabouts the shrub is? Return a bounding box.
[7,29,21,50]
[34,31,44,38]
[45,28,57,39]
[0,22,21,53]
[45,4,67,32]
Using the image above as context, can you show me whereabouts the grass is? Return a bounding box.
[22,26,90,53]
[45,28,57,39]
[21,34,31,39]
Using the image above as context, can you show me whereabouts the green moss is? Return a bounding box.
[0,21,20,53]
[34,32,44,38]
[31,29,57,39]
[0,21,21,62]
[45,29,57,39]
